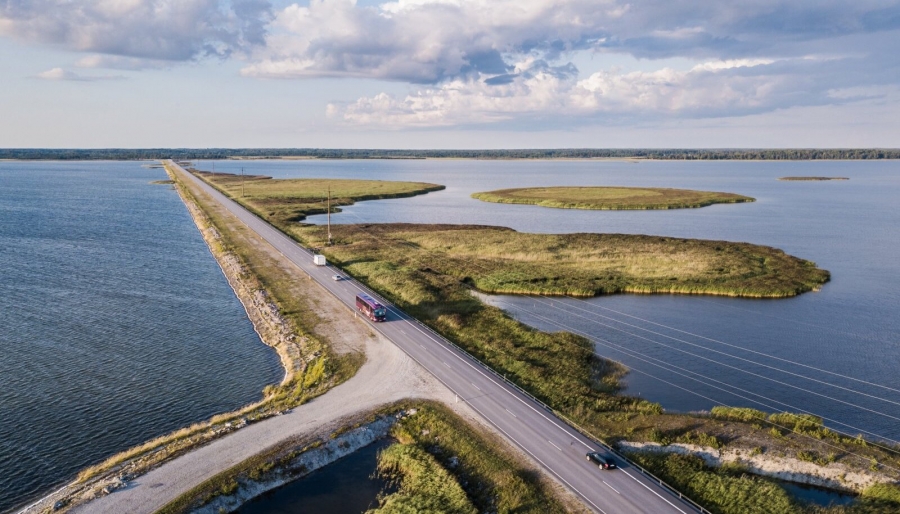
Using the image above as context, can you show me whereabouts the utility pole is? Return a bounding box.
[241,167,245,197]
[327,186,332,246]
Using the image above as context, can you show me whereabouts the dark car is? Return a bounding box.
[586,452,616,469]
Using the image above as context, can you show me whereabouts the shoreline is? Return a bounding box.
[14,165,318,513]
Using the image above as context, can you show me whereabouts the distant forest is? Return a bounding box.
[2,148,899,160]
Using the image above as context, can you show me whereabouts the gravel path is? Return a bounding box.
[72,329,457,514]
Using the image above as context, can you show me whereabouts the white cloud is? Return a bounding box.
[0,0,272,61]
[34,67,125,81]
[75,54,173,70]
[329,58,834,127]
[243,0,900,83]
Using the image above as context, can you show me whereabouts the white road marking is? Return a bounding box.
[471,382,482,391]
[548,440,563,451]
[603,481,621,495]
[622,469,687,514]
[443,361,452,368]
[504,408,518,418]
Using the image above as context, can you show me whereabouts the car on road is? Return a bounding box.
[332,274,344,281]
[586,452,616,469]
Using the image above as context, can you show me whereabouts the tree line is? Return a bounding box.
[2,148,898,160]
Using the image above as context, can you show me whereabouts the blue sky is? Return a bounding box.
[2,0,899,148]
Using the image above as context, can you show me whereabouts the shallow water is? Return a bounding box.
[201,159,900,445]
[781,481,857,507]
[237,438,394,514]
[0,162,282,513]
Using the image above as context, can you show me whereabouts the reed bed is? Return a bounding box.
[370,402,571,514]
[472,186,754,210]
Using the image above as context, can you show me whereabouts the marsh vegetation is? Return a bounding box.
[368,402,571,514]
[472,186,755,210]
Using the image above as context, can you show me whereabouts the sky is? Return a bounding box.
[2,0,899,148]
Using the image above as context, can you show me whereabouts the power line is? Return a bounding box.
[568,299,900,395]
[532,296,900,412]
[517,305,900,447]
[510,304,900,471]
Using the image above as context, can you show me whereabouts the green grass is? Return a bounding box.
[301,223,829,298]
[369,444,477,514]
[626,452,900,514]
[472,186,755,210]
[197,171,444,224]
[370,402,572,514]
[625,452,799,514]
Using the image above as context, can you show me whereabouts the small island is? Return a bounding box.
[471,186,754,210]
[778,176,849,181]
[196,171,445,223]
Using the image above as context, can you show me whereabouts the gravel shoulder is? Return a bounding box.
[72,328,458,514]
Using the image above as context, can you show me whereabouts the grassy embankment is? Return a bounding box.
[156,401,575,514]
[369,402,574,514]
[68,166,366,490]
[199,171,900,513]
[471,186,754,210]
[779,177,850,181]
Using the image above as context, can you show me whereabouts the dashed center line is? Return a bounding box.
[603,481,620,495]
[471,382,482,391]
[504,408,518,418]
[443,361,452,368]
[548,440,563,451]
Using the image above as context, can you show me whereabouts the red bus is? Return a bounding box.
[356,294,387,322]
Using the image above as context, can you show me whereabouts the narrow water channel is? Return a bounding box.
[237,438,395,514]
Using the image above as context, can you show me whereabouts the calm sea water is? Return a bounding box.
[202,159,900,445]
[0,162,281,513]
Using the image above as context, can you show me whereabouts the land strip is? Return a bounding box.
[779,177,850,181]
[472,186,755,210]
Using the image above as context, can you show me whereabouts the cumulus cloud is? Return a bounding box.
[34,67,124,81]
[0,0,273,62]
[327,57,847,127]
[243,0,900,83]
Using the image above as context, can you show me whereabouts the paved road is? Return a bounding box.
[170,161,700,514]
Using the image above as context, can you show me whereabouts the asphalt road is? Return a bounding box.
[169,161,701,514]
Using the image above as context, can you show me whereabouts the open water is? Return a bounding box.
[204,159,900,447]
[0,162,281,513]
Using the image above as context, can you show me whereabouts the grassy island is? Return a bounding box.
[195,171,444,223]
[305,224,828,299]
[779,176,850,181]
[471,186,754,210]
